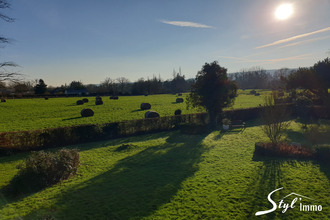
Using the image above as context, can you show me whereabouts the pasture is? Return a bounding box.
[0,90,269,132]
[0,120,328,219]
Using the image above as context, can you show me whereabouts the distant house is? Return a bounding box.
[64,89,89,96]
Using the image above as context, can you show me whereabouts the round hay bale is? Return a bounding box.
[140,103,151,110]
[144,94,148,96]
[82,98,89,103]
[76,100,84,105]
[178,93,182,96]
[145,111,160,118]
[95,100,103,105]
[81,108,94,117]
[176,98,184,103]
[96,96,102,101]
[44,97,49,100]
[1,99,6,102]
[110,96,118,100]
[175,109,182,115]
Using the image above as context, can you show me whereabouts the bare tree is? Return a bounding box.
[116,77,130,94]
[0,0,21,83]
[261,91,291,147]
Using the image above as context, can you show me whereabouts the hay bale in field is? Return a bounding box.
[95,100,103,105]
[81,108,94,117]
[76,100,84,105]
[254,93,260,96]
[140,103,151,110]
[176,98,184,103]
[110,96,118,100]
[1,99,6,102]
[96,96,102,101]
[178,93,182,96]
[144,94,148,96]
[145,111,160,118]
[175,109,182,115]
[82,98,89,103]
[44,97,49,100]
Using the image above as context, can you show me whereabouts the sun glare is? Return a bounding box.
[275,4,293,20]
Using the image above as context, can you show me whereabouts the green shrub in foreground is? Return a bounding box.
[7,149,79,195]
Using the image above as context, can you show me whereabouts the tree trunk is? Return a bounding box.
[209,111,218,130]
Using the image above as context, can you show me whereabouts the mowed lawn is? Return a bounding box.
[0,121,329,219]
[0,90,270,132]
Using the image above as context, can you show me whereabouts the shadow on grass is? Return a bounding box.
[24,132,210,219]
[131,109,145,112]
[62,116,83,121]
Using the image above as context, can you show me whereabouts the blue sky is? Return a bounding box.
[1,0,330,86]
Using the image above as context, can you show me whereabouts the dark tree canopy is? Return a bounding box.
[187,61,237,128]
[286,57,330,98]
[69,81,86,90]
[34,79,47,95]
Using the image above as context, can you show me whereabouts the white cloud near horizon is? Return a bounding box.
[160,20,214,28]
[256,27,330,49]
[220,54,312,63]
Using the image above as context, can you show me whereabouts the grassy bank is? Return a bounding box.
[0,120,328,219]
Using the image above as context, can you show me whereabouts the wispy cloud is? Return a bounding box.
[160,20,214,28]
[256,27,330,49]
[220,54,312,63]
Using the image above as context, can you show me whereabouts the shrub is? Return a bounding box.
[76,100,84,105]
[176,98,184,103]
[81,108,94,117]
[305,123,330,145]
[140,103,151,110]
[8,149,79,194]
[314,144,330,163]
[174,109,182,115]
[145,111,160,118]
[82,98,89,103]
[254,142,314,159]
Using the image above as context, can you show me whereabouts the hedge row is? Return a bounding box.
[1,104,328,152]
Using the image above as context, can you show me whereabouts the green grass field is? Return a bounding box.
[0,90,270,132]
[0,120,329,219]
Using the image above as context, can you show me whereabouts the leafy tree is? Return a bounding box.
[68,81,85,90]
[34,79,47,95]
[187,61,237,129]
[313,57,330,97]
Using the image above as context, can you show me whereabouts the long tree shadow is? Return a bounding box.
[25,132,209,219]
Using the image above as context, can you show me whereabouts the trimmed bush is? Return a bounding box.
[175,109,182,115]
[81,108,94,117]
[145,111,160,118]
[7,149,79,194]
[82,98,89,103]
[176,98,184,103]
[140,103,151,110]
[1,99,6,102]
[254,142,314,159]
[314,144,330,163]
[95,100,103,105]
[76,100,84,105]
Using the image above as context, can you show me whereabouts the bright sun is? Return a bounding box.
[275,4,293,20]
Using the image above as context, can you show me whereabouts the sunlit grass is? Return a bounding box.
[0,90,268,132]
[0,121,329,219]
